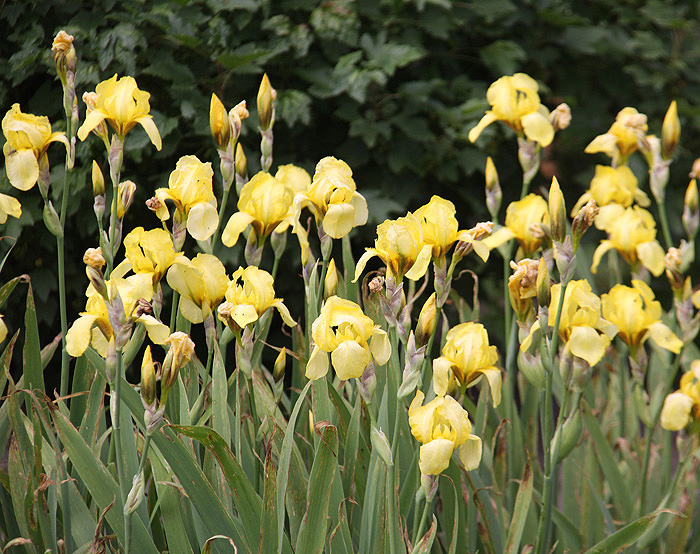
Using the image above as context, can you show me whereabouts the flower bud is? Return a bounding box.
[420,473,439,500]
[324,258,338,300]
[209,93,231,150]
[415,293,437,348]
[550,103,572,131]
[257,73,276,131]
[665,247,684,296]
[124,472,145,516]
[690,159,700,179]
[536,257,550,308]
[553,236,575,283]
[551,409,582,463]
[484,156,502,219]
[52,30,76,85]
[140,346,157,407]
[571,199,599,251]
[661,100,680,160]
[83,92,109,146]
[273,347,287,382]
[92,160,105,197]
[548,176,566,242]
[117,180,136,219]
[83,247,106,270]
[518,137,540,187]
[683,179,699,239]
[508,259,538,323]
[161,332,195,396]
[43,201,63,238]
[235,142,248,194]
[229,101,249,144]
[370,426,393,466]
[357,362,376,403]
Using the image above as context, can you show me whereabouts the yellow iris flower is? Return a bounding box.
[305,296,391,381]
[468,73,555,147]
[77,74,162,150]
[483,193,550,255]
[601,280,682,357]
[432,322,501,406]
[571,165,650,220]
[354,212,432,284]
[585,107,647,164]
[66,271,169,357]
[221,171,295,247]
[217,266,295,332]
[166,254,229,324]
[522,280,618,366]
[123,226,185,283]
[414,195,490,261]
[591,205,666,276]
[154,155,218,241]
[660,361,700,431]
[2,104,69,191]
[294,156,368,239]
[408,390,482,475]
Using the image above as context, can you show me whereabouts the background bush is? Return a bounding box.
[2,0,700,376]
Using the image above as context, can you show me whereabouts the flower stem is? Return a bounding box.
[657,199,673,250]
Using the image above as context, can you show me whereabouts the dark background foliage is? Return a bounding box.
[2,0,700,375]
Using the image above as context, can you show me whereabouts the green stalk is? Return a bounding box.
[211,184,232,251]
[125,433,152,554]
[113,351,128,502]
[535,280,568,554]
[386,464,398,554]
[639,425,654,516]
[412,494,432,545]
[657,199,673,250]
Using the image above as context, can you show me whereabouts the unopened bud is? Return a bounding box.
[420,473,439,500]
[273,347,287,382]
[571,199,599,251]
[690,159,700,179]
[52,30,76,85]
[257,73,276,131]
[161,332,195,397]
[83,247,105,269]
[550,103,572,131]
[370,427,393,466]
[117,180,136,219]
[536,257,550,308]
[484,156,502,219]
[551,409,582,463]
[92,160,105,197]
[83,92,109,146]
[548,176,566,242]
[661,100,680,160]
[209,93,231,150]
[140,345,157,407]
[358,362,376,403]
[124,472,145,516]
[518,137,540,186]
[43,201,63,238]
[324,258,338,300]
[553,236,575,283]
[684,179,699,239]
[415,293,437,348]
[509,259,538,323]
[229,101,249,143]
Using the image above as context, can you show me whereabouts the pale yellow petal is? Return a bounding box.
[231,304,259,328]
[468,112,498,143]
[479,367,502,407]
[660,392,694,431]
[136,116,162,151]
[187,202,219,241]
[591,241,614,274]
[222,212,255,247]
[405,244,432,281]
[272,300,296,327]
[432,357,453,397]
[646,321,683,354]
[369,329,391,365]
[331,340,370,380]
[5,147,39,191]
[77,109,108,141]
[66,314,99,357]
[459,435,482,471]
[305,345,329,380]
[419,439,455,475]
[567,325,609,366]
[353,249,378,283]
[482,227,517,250]
[323,202,355,239]
[137,315,170,345]
[521,111,554,147]
[636,241,666,277]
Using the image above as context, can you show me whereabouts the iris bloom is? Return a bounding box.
[122,226,185,283]
[221,171,295,247]
[414,195,490,261]
[2,104,69,191]
[275,164,311,195]
[66,272,169,357]
[522,280,618,366]
[660,362,700,431]
[354,212,432,283]
[294,156,368,239]
[483,194,550,255]
[77,74,162,150]
[601,280,682,358]
[217,266,295,332]
[571,165,650,222]
[432,322,502,405]
[408,390,482,475]
[591,205,666,276]
[468,73,554,147]
[166,254,229,324]
[305,296,391,381]
[585,107,647,164]
[154,155,218,241]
